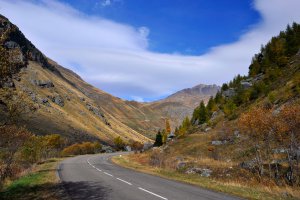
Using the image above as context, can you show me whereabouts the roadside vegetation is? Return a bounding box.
[117,23,300,199]
[0,158,64,200]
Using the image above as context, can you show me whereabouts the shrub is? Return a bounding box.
[114,136,125,150]
[0,125,32,189]
[129,140,143,152]
[61,142,102,156]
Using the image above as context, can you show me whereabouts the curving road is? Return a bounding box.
[58,152,241,200]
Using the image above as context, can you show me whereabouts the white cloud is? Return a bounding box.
[1,0,300,101]
[101,0,111,7]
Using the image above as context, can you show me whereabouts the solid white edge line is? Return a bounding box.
[96,168,102,172]
[116,178,132,185]
[104,172,113,177]
[138,187,168,200]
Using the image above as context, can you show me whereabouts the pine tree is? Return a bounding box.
[191,106,200,124]
[198,101,208,124]
[206,96,216,117]
[154,130,163,147]
[214,91,222,104]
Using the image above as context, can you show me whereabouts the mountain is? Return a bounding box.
[146,84,220,128]
[0,15,219,144]
[0,15,155,144]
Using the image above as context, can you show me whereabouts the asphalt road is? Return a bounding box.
[58,152,241,200]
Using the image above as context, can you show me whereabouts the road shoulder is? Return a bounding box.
[0,158,68,200]
[112,154,288,200]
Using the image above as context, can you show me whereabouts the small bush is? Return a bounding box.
[61,142,102,156]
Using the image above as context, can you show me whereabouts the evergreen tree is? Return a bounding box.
[198,101,208,124]
[191,106,200,124]
[154,130,163,147]
[206,96,216,116]
[214,91,222,104]
[221,83,229,91]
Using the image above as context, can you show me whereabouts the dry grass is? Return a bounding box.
[113,154,300,200]
[0,158,65,200]
[15,61,152,144]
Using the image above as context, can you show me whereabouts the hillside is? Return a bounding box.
[0,14,153,144]
[119,23,300,199]
[0,15,219,144]
[146,84,220,128]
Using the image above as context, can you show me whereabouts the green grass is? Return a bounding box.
[0,158,64,200]
[112,155,299,200]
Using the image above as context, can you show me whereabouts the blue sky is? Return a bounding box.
[60,0,260,55]
[1,0,300,101]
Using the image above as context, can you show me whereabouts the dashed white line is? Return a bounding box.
[138,187,168,200]
[88,156,168,200]
[104,172,113,177]
[116,178,132,185]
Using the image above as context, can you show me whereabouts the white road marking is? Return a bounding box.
[88,156,167,200]
[116,178,132,185]
[104,172,113,177]
[138,187,168,200]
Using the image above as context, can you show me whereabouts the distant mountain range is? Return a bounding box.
[0,15,219,144]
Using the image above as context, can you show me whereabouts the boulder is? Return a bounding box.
[143,142,153,151]
[205,127,212,132]
[234,130,240,138]
[1,78,14,88]
[252,73,264,82]
[240,81,252,89]
[39,98,50,106]
[4,41,19,49]
[211,110,225,121]
[176,161,187,170]
[185,167,212,177]
[223,88,236,98]
[31,80,54,88]
[239,160,255,170]
[211,140,227,145]
[54,96,64,107]
[125,146,132,152]
[200,168,212,177]
[102,145,115,153]
[273,148,288,154]
[48,95,64,107]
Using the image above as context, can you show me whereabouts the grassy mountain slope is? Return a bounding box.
[0,14,218,143]
[0,14,152,144]
[118,23,300,199]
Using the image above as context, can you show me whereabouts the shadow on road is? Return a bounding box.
[62,181,109,200]
[0,181,109,200]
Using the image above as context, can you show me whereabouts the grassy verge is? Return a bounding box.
[112,155,299,200]
[0,158,65,200]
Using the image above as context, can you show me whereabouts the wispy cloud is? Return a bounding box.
[95,0,122,8]
[1,0,300,101]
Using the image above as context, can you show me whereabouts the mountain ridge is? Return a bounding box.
[0,14,219,143]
